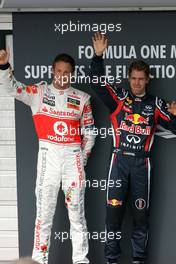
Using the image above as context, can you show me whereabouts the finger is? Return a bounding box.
[96,32,100,41]
[98,32,102,40]
[0,49,6,56]
[92,36,96,44]
[100,32,103,40]
[93,33,96,41]
[95,32,99,41]
[101,33,105,41]
[101,32,105,41]
[104,38,108,48]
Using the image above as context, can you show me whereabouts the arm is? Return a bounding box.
[91,33,127,113]
[156,97,176,134]
[81,97,96,166]
[0,49,40,107]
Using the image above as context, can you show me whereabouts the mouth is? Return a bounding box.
[133,86,141,89]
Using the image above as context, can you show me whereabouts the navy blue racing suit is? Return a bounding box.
[91,55,176,263]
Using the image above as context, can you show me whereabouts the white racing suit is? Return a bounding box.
[0,65,96,264]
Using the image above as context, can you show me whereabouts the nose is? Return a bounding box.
[135,78,140,86]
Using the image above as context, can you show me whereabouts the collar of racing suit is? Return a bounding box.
[50,82,71,93]
[129,90,148,102]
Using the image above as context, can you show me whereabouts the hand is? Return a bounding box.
[92,32,108,56]
[167,101,176,116]
[0,47,10,65]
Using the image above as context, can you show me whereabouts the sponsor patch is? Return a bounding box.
[135,198,146,210]
[84,104,92,113]
[68,93,81,99]
[67,97,80,110]
[17,85,39,94]
[84,118,94,126]
[43,97,55,106]
[142,111,154,117]
[108,199,122,206]
[123,105,133,113]
[126,134,141,144]
[125,113,149,125]
[35,219,42,250]
[126,97,133,105]
[120,121,151,135]
[44,90,55,100]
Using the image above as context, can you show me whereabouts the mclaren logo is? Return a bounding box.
[126,135,141,144]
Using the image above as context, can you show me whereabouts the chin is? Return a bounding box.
[132,88,143,95]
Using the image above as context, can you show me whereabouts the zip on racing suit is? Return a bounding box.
[0,63,96,264]
[91,55,176,263]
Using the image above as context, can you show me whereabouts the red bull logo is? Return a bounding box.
[125,114,149,125]
[120,121,151,135]
[108,199,122,206]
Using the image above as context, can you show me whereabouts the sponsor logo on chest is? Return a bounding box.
[42,106,80,118]
[43,90,56,106]
[67,97,81,110]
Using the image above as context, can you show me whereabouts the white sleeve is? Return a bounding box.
[0,66,41,110]
[81,95,96,166]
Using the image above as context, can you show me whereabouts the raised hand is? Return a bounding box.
[167,101,176,116]
[92,32,108,56]
[0,47,10,65]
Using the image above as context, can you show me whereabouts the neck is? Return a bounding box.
[134,92,146,97]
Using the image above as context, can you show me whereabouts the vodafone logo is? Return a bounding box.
[54,121,68,135]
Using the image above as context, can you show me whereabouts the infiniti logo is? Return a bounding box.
[145,105,152,111]
[126,135,141,144]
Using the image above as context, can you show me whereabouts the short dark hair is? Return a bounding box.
[52,53,75,73]
[128,60,150,78]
